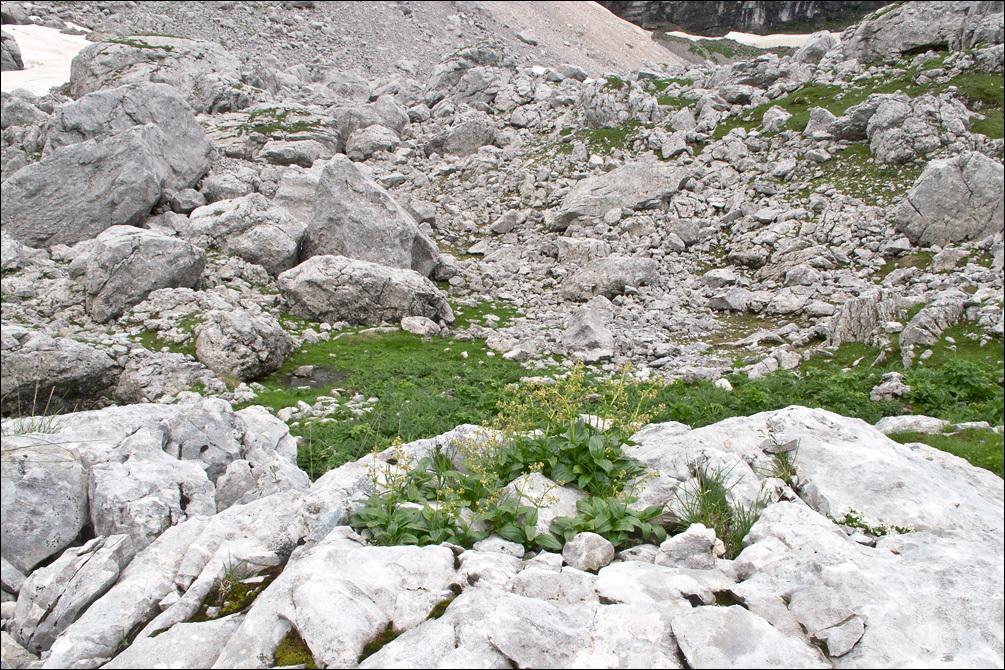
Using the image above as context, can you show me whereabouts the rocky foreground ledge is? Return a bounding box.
[1,400,1001,669]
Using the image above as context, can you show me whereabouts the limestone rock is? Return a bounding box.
[1,29,24,71]
[555,163,692,230]
[656,523,717,570]
[73,227,206,323]
[560,255,659,302]
[104,614,243,669]
[2,125,174,248]
[893,151,1004,246]
[194,309,294,382]
[44,82,210,191]
[562,532,615,571]
[1,324,120,415]
[12,535,135,654]
[672,605,828,668]
[302,156,439,277]
[186,193,306,276]
[841,2,973,62]
[69,37,253,114]
[278,255,454,326]
[0,443,88,575]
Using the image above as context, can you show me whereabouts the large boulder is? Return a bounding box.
[1,125,176,248]
[71,227,206,323]
[301,156,439,277]
[12,535,135,654]
[185,194,306,276]
[554,163,692,230]
[424,109,498,157]
[865,92,971,165]
[892,151,1004,245]
[193,309,294,382]
[43,82,211,190]
[792,31,838,65]
[0,323,121,415]
[0,442,89,575]
[560,255,660,302]
[1,28,23,71]
[69,36,253,114]
[278,255,454,326]
[840,1,973,62]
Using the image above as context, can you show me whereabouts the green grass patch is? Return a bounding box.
[245,330,527,477]
[573,120,646,154]
[603,75,627,91]
[799,142,924,206]
[274,627,318,669]
[242,107,322,136]
[876,251,934,280]
[359,625,401,663]
[450,299,521,330]
[945,72,1005,139]
[888,429,1003,478]
[191,567,281,622]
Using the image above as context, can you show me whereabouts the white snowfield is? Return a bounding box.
[1,24,90,95]
[665,29,841,49]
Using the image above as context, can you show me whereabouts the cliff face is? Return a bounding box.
[597,1,891,36]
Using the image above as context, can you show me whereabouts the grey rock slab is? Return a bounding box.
[738,499,1003,667]
[12,535,135,654]
[1,28,24,71]
[186,193,306,276]
[893,151,1004,246]
[560,254,659,302]
[41,518,210,669]
[400,315,440,336]
[75,226,206,323]
[44,82,210,191]
[671,605,829,668]
[841,1,972,62]
[0,443,88,575]
[194,309,294,382]
[562,306,615,356]
[425,109,497,157]
[555,163,692,229]
[278,255,454,326]
[345,124,400,161]
[104,614,243,669]
[874,414,949,435]
[1,323,120,415]
[87,427,217,553]
[0,557,26,595]
[114,350,225,404]
[1,124,173,248]
[510,564,599,604]
[561,532,615,572]
[69,37,251,114]
[213,528,456,669]
[259,139,330,168]
[656,523,717,570]
[302,156,439,277]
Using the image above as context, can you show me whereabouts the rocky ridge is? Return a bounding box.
[1,1,1004,668]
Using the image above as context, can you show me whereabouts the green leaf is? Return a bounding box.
[498,524,524,544]
[652,526,668,542]
[642,505,665,518]
[613,517,637,532]
[588,435,605,458]
[523,524,538,539]
[399,532,420,545]
[597,458,614,474]
[535,533,564,552]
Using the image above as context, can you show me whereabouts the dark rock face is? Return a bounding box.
[597,1,889,36]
